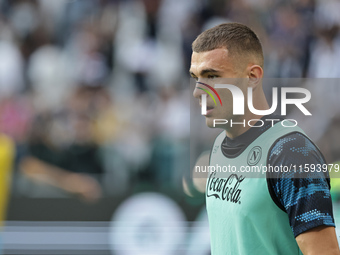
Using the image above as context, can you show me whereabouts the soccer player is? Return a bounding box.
[189,23,340,255]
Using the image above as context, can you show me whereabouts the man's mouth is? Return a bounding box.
[199,104,214,116]
[199,103,214,110]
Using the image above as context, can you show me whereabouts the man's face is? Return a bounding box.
[190,48,248,128]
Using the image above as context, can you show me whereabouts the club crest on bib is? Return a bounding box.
[247,146,262,166]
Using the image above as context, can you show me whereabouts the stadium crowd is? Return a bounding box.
[0,0,339,201]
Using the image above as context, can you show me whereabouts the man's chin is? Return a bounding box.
[206,117,218,128]
[206,117,229,129]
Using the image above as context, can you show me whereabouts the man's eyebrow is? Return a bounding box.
[189,69,221,77]
[200,69,220,76]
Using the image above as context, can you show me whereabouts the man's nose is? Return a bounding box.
[193,83,205,99]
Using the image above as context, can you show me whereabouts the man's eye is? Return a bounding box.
[208,75,218,79]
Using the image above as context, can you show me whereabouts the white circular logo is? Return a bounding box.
[109,192,186,255]
[247,146,262,166]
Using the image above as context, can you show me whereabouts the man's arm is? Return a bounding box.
[182,150,210,196]
[296,226,340,255]
[267,132,339,253]
[193,150,210,193]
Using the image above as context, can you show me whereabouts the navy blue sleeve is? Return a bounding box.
[267,132,335,237]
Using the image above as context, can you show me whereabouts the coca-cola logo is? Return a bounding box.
[206,171,245,204]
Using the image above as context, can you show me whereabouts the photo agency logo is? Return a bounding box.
[199,82,312,128]
[197,82,223,115]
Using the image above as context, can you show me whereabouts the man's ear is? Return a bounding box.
[247,65,263,88]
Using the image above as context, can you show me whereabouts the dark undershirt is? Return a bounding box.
[220,116,335,237]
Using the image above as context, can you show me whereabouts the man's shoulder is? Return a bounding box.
[268,131,324,163]
[267,130,328,183]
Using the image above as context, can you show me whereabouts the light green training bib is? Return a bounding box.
[207,122,304,255]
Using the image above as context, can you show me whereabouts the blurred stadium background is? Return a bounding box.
[0,0,340,254]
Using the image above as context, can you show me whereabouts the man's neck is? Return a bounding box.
[225,88,270,139]
[225,114,265,139]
